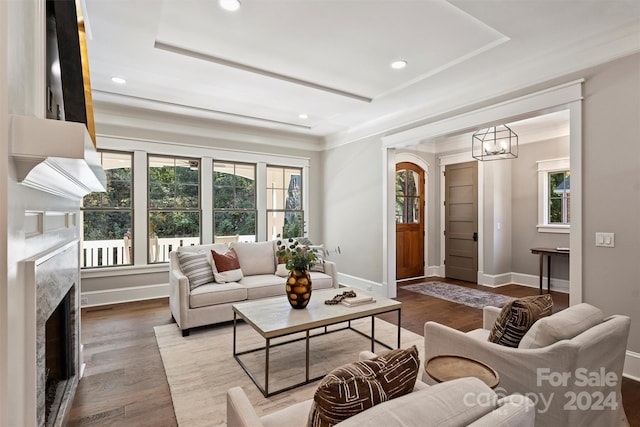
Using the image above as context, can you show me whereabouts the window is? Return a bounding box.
[395,165,421,224]
[148,156,201,262]
[266,166,303,240]
[81,151,133,267]
[537,158,570,233]
[213,161,256,242]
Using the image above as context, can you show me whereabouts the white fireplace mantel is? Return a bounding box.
[10,115,106,199]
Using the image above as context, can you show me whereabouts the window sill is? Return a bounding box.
[537,224,570,234]
[81,263,169,278]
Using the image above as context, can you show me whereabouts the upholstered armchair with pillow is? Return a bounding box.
[227,349,536,427]
[424,302,631,427]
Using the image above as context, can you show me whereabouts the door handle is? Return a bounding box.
[473,232,478,242]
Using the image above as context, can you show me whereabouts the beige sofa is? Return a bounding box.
[169,240,338,336]
[424,303,631,427]
[227,375,535,427]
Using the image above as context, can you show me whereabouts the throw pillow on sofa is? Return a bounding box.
[308,345,419,427]
[519,303,603,349]
[488,294,553,348]
[211,248,243,283]
[309,245,325,273]
[230,241,276,276]
[177,251,215,290]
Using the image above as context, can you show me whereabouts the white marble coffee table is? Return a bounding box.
[232,287,402,397]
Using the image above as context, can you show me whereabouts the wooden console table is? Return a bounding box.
[530,247,570,294]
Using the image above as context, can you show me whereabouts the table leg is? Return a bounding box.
[265,338,270,396]
[233,312,237,355]
[547,255,551,292]
[397,309,401,349]
[538,254,544,294]
[371,316,375,353]
[305,330,310,382]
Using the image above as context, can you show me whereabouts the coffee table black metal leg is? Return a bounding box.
[265,338,270,396]
[371,316,375,352]
[397,308,401,348]
[306,330,310,382]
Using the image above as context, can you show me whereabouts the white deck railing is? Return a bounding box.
[82,235,256,268]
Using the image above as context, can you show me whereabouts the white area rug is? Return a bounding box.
[154,318,424,426]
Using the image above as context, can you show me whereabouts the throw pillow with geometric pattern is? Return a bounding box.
[308,345,419,427]
[488,294,553,347]
[176,251,215,290]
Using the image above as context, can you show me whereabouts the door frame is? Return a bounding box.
[382,80,583,304]
[395,154,430,280]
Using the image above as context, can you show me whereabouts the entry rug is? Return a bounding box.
[154,318,423,426]
[403,281,513,309]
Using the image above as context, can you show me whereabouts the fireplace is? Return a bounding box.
[44,288,73,425]
[31,241,80,427]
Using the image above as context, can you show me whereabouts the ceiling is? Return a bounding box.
[83,0,640,148]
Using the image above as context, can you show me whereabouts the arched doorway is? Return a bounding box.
[396,162,425,280]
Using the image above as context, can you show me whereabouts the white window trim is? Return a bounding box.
[537,157,570,233]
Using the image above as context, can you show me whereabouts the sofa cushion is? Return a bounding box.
[211,248,244,283]
[231,241,276,276]
[519,303,604,349]
[239,274,286,299]
[308,345,419,427]
[189,282,247,308]
[336,377,497,427]
[488,294,553,347]
[176,251,214,290]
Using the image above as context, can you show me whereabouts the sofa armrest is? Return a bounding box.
[227,387,264,427]
[467,395,536,427]
[483,305,502,330]
[323,260,339,288]
[169,252,191,330]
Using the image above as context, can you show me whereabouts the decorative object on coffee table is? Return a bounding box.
[425,354,499,388]
[276,238,318,309]
[285,269,312,309]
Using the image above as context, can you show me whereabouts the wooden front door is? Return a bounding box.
[396,162,425,280]
[445,161,478,283]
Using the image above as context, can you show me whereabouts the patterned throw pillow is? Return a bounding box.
[176,251,214,290]
[211,248,243,283]
[309,245,325,273]
[488,294,553,347]
[308,345,419,427]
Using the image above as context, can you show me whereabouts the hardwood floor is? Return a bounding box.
[68,280,640,426]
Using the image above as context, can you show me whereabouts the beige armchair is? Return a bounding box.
[424,303,630,427]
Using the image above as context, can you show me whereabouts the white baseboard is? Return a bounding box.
[510,273,569,294]
[624,350,640,382]
[81,283,169,307]
[477,272,513,287]
[337,273,383,294]
[426,265,441,277]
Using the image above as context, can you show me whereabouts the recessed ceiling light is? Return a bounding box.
[111,76,126,84]
[298,113,309,119]
[391,60,407,70]
[219,0,241,11]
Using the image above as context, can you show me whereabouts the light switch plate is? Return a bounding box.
[595,232,615,248]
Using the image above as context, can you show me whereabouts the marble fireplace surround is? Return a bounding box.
[26,240,80,427]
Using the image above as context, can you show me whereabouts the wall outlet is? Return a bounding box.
[366,285,372,292]
[595,232,615,248]
[80,297,89,306]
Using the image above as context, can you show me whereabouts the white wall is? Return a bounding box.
[582,53,640,354]
[322,136,384,290]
